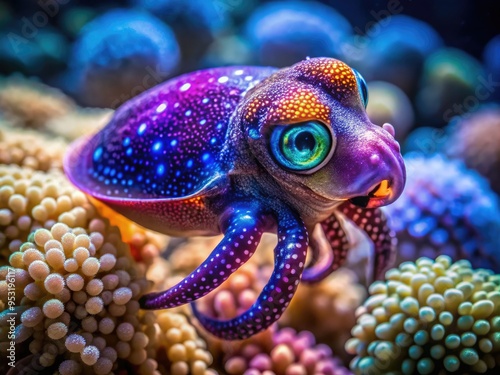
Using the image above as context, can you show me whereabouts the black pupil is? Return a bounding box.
[295,131,316,151]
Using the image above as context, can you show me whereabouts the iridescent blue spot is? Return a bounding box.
[157,164,165,175]
[175,170,181,177]
[185,110,192,117]
[152,141,162,152]
[200,119,206,125]
[137,175,143,182]
[210,137,217,145]
[128,180,133,186]
[216,123,223,130]
[103,167,110,175]
[187,160,194,168]
[202,98,209,104]
[93,147,103,162]
[110,169,116,177]
[117,172,123,179]
[156,103,167,113]
[202,153,210,161]
[170,139,178,147]
[137,123,147,135]
[123,137,131,147]
[126,148,133,156]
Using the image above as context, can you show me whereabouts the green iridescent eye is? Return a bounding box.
[270,121,334,173]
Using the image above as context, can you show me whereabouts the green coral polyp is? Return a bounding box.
[346,255,500,374]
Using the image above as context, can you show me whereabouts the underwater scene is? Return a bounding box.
[1,0,500,374]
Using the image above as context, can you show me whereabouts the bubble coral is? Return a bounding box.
[280,268,366,361]
[244,1,351,67]
[224,326,352,375]
[346,256,500,374]
[366,81,415,141]
[194,262,351,374]
[69,8,180,108]
[445,107,500,196]
[483,35,500,101]
[0,222,154,372]
[402,126,449,156]
[0,125,67,171]
[0,210,212,374]
[130,0,231,70]
[349,15,442,95]
[415,48,485,127]
[383,153,500,272]
[0,164,103,265]
[45,107,113,141]
[0,76,75,128]
[154,311,217,375]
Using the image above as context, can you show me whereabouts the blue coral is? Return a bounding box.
[244,1,351,67]
[383,153,500,272]
[415,48,485,126]
[69,8,180,107]
[351,15,442,94]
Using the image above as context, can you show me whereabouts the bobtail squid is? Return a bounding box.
[64,57,406,340]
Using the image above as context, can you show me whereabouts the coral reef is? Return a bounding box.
[0,165,91,264]
[445,107,500,196]
[383,153,500,272]
[346,256,500,374]
[402,126,449,156]
[415,48,485,126]
[366,81,415,141]
[0,221,214,374]
[45,108,113,141]
[0,223,153,373]
[193,261,351,374]
[0,76,75,129]
[0,126,67,172]
[0,163,212,374]
[280,268,366,361]
[349,15,442,95]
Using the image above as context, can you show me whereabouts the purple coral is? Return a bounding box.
[384,153,500,271]
[445,107,500,196]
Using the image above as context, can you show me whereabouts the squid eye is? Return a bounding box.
[269,121,335,174]
[352,68,368,108]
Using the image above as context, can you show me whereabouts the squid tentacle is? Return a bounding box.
[139,205,266,309]
[301,212,350,283]
[339,201,396,279]
[191,205,308,340]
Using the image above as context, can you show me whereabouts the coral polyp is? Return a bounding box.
[384,153,500,271]
[347,256,500,374]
